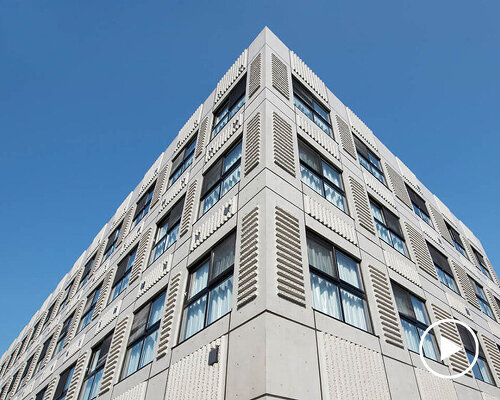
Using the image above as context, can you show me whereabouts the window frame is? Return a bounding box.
[80,255,96,289]
[406,184,433,226]
[150,197,184,264]
[132,185,155,227]
[472,248,492,281]
[53,364,75,400]
[354,135,386,185]
[370,199,409,257]
[103,224,121,262]
[56,313,74,354]
[469,277,495,320]
[110,248,137,303]
[169,136,197,186]
[446,222,468,259]
[212,77,246,139]
[458,324,494,384]
[427,242,459,294]
[79,334,112,400]
[78,285,102,332]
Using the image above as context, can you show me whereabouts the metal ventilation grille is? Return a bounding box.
[129,227,153,284]
[99,316,130,395]
[156,272,181,359]
[481,335,500,384]
[430,304,471,375]
[335,115,357,159]
[450,260,480,309]
[428,204,453,245]
[385,162,412,209]
[248,53,262,98]
[404,222,437,280]
[65,351,89,400]
[237,207,259,308]
[271,53,290,99]
[244,112,261,176]
[367,266,404,348]
[150,164,170,208]
[92,270,114,320]
[348,176,375,234]
[180,180,198,237]
[195,116,211,159]
[275,206,305,306]
[272,112,295,176]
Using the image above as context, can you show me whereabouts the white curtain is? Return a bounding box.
[307,240,334,276]
[310,274,341,319]
[183,295,207,340]
[189,262,209,298]
[336,251,361,289]
[418,328,438,361]
[401,319,419,353]
[340,289,368,331]
[207,277,233,325]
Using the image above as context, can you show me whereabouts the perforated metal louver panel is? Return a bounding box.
[92,270,114,320]
[150,164,170,208]
[385,162,412,209]
[367,266,404,348]
[195,116,211,159]
[482,335,500,385]
[428,204,453,245]
[248,53,262,98]
[244,112,261,176]
[430,304,471,375]
[348,176,375,234]
[156,272,181,359]
[179,180,198,237]
[99,316,130,395]
[335,115,357,159]
[272,112,295,176]
[271,53,289,99]
[275,206,305,306]
[404,222,438,280]
[237,207,259,308]
[450,260,480,309]
[65,351,89,400]
[129,228,153,284]
[486,257,500,285]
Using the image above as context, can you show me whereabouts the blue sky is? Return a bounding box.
[1,1,499,355]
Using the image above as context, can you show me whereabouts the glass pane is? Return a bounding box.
[124,341,142,377]
[370,166,386,184]
[221,165,240,196]
[189,262,209,298]
[390,233,408,256]
[375,221,392,246]
[313,114,331,135]
[340,289,368,331]
[223,142,242,173]
[310,273,341,319]
[183,295,207,340]
[445,274,458,292]
[152,238,166,262]
[215,104,229,125]
[322,162,342,188]
[88,368,103,399]
[336,251,361,289]
[476,358,493,384]
[148,293,166,327]
[201,186,220,215]
[401,319,420,353]
[166,224,180,249]
[370,203,384,223]
[324,183,346,211]
[294,97,313,119]
[186,139,197,156]
[307,238,334,276]
[410,296,428,324]
[467,352,484,381]
[418,328,439,361]
[313,101,329,121]
[359,155,371,172]
[368,153,382,170]
[300,165,323,195]
[436,267,447,286]
[212,235,236,279]
[80,377,94,400]
[139,330,158,368]
[207,276,233,325]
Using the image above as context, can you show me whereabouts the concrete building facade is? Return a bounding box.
[1,27,500,400]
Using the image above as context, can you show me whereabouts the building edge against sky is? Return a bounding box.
[1,26,500,400]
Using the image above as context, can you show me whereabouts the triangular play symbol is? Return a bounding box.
[440,337,462,361]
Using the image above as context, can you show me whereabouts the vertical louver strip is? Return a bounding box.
[150,164,170,208]
[486,257,500,285]
[272,112,295,177]
[428,204,453,245]
[348,176,375,234]
[275,206,305,307]
[237,207,259,308]
[486,289,500,321]
[92,241,107,272]
[335,115,357,159]
[404,222,438,280]
[481,335,500,384]
[99,316,130,395]
[271,53,290,99]
[243,112,261,176]
[384,162,412,209]
[430,304,471,375]
[156,273,181,360]
[92,270,114,320]
[195,116,211,159]
[179,180,198,237]
[367,266,405,348]
[248,53,262,98]
[65,299,85,346]
[24,345,42,382]
[129,228,153,284]
[116,207,135,248]
[43,376,57,400]
[68,269,83,301]
[65,351,89,400]
[450,260,480,309]
[8,361,24,394]
[42,325,62,370]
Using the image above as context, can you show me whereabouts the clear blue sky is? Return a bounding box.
[1,1,499,355]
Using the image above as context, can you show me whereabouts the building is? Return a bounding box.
[1,27,500,400]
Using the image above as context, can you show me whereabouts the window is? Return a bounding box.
[58,280,74,314]
[427,242,458,293]
[392,283,439,360]
[150,198,184,263]
[370,200,408,256]
[469,278,494,319]
[41,302,56,332]
[132,185,155,227]
[293,78,332,136]
[406,185,432,226]
[80,256,95,289]
[111,248,137,302]
[79,334,112,400]
[181,232,236,340]
[446,223,468,259]
[56,313,74,354]
[28,320,40,348]
[6,369,19,396]
[36,387,47,400]
[169,136,196,186]
[54,364,75,400]
[212,77,246,138]
[298,140,347,212]
[458,325,494,384]
[472,248,492,280]
[34,335,53,374]
[354,136,386,184]
[122,292,166,378]
[103,224,121,261]
[307,233,371,332]
[79,285,101,332]
[200,140,241,215]
[15,337,27,361]
[18,353,33,389]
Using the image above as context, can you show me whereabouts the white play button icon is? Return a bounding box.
[439,337,462,361]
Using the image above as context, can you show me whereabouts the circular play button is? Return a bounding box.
[419,319,478,379]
